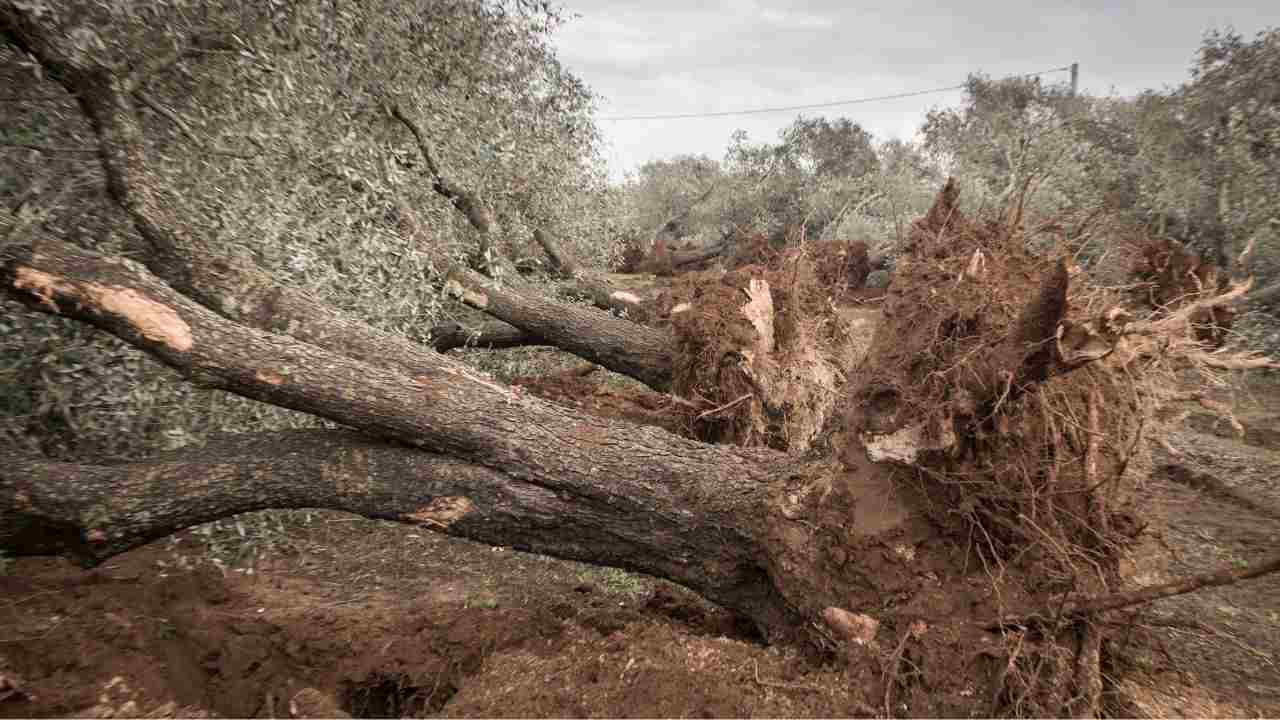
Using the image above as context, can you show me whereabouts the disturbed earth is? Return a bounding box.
[0,370,1278,718]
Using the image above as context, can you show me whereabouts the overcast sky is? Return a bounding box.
[551,0,1277,180]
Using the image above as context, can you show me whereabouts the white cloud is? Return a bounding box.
[553,0,1279,180]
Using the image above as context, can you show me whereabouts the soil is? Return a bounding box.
[3,227,1278,718]
[1109,375,1280,717]
[2,378,1276,718]
[0,514,871,718]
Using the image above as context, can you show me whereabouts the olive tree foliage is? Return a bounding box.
[614,117,929,267]
[1133,28,1280,290]
[921,36,1279,298]
[920,73,1105,220]
[716,116,880,244]
[618,153,723,246]
[824,138,942,267]
[0,0,612,459]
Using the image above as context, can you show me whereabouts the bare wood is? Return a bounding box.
[533,228,646,317]
[0,4,474,384]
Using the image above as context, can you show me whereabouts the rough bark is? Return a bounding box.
[1,237,803,634]
[445,265,674,390]
[0,429,793,626]
[557,277,649,318]
[532,227,580,278]
[0,5,468,383]
[428,319,542,352]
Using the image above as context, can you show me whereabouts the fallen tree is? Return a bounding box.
[4,5,1279,717]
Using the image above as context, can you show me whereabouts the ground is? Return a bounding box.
[1,375,1277,718]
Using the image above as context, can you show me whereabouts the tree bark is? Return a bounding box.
[0,429,797,628]
[2,237,804,634]
[0,5,477,384]
[444,265,674,390]
[428,319,542,352]
[669,240,730,269]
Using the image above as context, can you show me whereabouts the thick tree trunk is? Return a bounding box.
[445,265,674,389]
[1,237,805,635]
[0,429,795,628]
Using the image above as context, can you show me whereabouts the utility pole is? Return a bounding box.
[1070,62,1079,96]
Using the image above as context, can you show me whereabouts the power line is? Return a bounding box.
[600,65,1074,121]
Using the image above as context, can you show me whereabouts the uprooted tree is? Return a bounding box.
[3,4,1279,717]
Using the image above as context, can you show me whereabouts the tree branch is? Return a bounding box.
[386,101,518,279]
[427,319,542,352]
[532,228,649,317]
[2,238,802,632]
[444,264,673,390]
[989,552,1280,629]
[0,5,486,382]
[0,429,791,625]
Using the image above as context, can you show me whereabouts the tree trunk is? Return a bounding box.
[2,237,808,635]
[445,265,674,389]
[0,429,797,629]
[669,240,730,268]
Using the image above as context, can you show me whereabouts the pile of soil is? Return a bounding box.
[844,181,1147,585]
[0,519,879,719]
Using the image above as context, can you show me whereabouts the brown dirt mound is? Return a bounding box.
[808,239,871,299]
[825,180,1175,716]
[846,181,1145,588]
[667,267,775,447]
[726,231,779,270]
[664,253,853,451]
[613,234,647,274]
[0,522,887,719]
